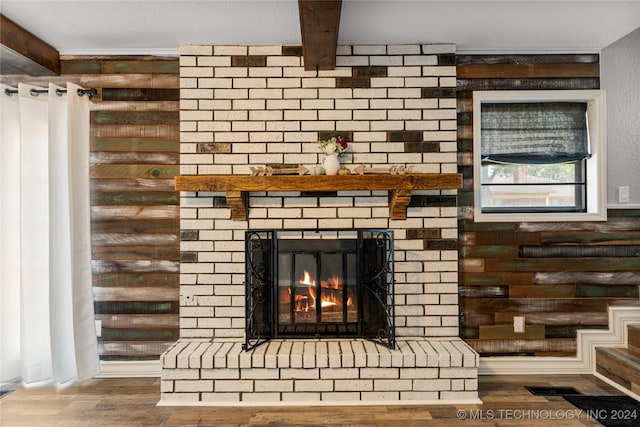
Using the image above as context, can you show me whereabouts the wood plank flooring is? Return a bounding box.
[0,374,630,426]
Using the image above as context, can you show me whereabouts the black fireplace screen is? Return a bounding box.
[244,230,395,351]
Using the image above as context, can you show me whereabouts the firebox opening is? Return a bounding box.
[277,239,359,338]
[244,230,396,351]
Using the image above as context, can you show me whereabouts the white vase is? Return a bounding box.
[323,153,340,175]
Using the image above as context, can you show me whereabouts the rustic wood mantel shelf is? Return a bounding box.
[175,173,463,220]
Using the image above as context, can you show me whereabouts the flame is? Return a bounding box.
[307,285,316,309]
[295,270,350,311]
[320,294,338,307]
[329,274,341,289]
[299,270,315,286]
[299,270,316,309]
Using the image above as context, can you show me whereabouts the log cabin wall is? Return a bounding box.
[456,55,640,357]
[1,56,181,361]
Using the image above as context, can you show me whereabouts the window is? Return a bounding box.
[473,90,606,222]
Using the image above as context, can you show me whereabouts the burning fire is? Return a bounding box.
[299,270,315,287]
[327,274,341,289]
[297,270,352,309]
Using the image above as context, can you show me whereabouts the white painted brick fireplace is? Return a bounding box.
[160,43,479,405]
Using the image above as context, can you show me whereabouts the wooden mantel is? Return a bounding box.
[175,173,462,220]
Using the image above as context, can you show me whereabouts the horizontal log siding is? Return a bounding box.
[86,57,179,360]
[2,56,180,361]
[457,54,640,357]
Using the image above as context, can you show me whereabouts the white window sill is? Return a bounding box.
[473,210,607,223]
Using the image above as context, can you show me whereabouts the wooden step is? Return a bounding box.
[628,324,640,357]
[595,346,640,393]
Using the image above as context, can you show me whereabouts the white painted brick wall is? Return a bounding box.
[178,43,460,345]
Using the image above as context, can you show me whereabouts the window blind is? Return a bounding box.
[481,102,590,164]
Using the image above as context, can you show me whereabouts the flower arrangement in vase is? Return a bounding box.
[315,136,348,175]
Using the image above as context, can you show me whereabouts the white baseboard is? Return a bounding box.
[4,361,161,383]
[479,306,640,375]
[97,360,160,378]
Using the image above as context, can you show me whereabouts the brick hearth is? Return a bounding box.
[161,338,477,404]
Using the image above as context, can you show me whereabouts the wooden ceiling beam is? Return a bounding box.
[298,0,342,71]
[1,14,60,75]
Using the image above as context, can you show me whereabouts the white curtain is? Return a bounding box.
[0,82,99,385]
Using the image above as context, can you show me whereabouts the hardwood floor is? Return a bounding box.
[0,374,629,426]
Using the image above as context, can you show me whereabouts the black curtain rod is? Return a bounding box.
[3,87,97,100]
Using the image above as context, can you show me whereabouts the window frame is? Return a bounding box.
[473,90,607,222]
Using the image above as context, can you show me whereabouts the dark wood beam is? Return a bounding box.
[0,14,60,75]
[298,0,341,71]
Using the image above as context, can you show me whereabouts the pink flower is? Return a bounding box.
[315,135,349,157]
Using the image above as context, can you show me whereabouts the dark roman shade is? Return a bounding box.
[481,102,590,164]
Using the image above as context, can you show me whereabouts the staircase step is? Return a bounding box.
[628,324,640,357]
[596,346,640,393]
